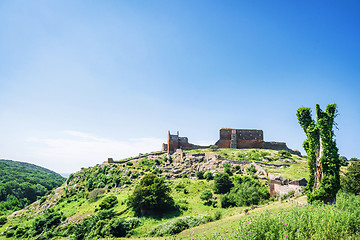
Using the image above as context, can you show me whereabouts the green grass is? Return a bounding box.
[266,161,308,180]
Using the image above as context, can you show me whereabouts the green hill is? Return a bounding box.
[0,159,65,215]
[0,149,359,239]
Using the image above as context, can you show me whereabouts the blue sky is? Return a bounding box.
[0,1,359,173]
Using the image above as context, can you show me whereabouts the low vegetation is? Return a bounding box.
[208,191,360,240]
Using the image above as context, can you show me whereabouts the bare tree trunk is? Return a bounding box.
[314,138,323,190]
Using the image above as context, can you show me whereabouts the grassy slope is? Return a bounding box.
[0,148,309,239]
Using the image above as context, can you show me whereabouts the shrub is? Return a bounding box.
[213,211,222,220]
[6,229,15,237]
[14,226,27,238]
[97,182,105,188]
[175,183,185,191]
[88,188,105,201]
[214,172,233,194]
[31,209,64,236]
[278,150,292,158]
[126,162,133,166]
[280,190,295,201]
[99,195,118,210]
[247,164,257,175]
[204,171,213,180]
[196,171,205,179]
[0,216,7,226]
[223,163,232,176]
[341,161,360,195]
[109,217,141,237]
[128,173,175,215]
[149,215,211,236]
[200,190,212,202]
[220,194,235,208]
[210,145,219,151]
[339,156,349,166]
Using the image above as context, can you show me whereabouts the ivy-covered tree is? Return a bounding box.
[297,104,340,204]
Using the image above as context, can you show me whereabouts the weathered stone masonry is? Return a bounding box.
[162,128,301,156]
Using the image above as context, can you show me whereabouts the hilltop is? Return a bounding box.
[0,148,311,239]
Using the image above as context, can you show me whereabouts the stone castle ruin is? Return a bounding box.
[162,128,301,156]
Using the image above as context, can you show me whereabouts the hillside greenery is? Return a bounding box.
[1,148,358,239]
[0,160,65,215]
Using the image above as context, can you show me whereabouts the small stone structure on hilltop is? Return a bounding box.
[162,128,301,156]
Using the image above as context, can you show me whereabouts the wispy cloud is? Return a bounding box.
[28,131,164,174]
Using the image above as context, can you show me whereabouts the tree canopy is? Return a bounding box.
[0,160,65,214]
[128,173,175,215]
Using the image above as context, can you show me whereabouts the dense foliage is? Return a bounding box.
[200,190,213,203]
[99,195,118,210]
[0,160,65,214]
[341,161,360,195]
[72,210,141,239]
[221,175,269,208]
[297,104,340,203]
[128,173,175,215]
[213,172,233,194]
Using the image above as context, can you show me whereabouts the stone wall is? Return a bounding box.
[162,129,301,156]
[166,131,209,153]
[269,176,307,197]
[263,141,301,156]
[215,128,263,149]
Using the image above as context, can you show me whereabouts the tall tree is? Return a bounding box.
[297,104,340,204]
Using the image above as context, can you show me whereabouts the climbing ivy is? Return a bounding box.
[296,104,340,203]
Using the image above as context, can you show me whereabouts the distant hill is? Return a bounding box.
[0,159,65,215]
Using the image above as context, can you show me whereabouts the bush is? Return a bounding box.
[339,156,349,166]
[232,180,269,206]
[128,173,175,215]
[109,217,141,237]
[214,172,233,194]
[204,171,213,180]
[31,209,64,236]
[278,150,292,158]
[14,226,27,238]
[97,182,105,188]
[220,194,235,208]
[210,145,219,151]
[99,195,118,210]
[200,190,212,202]
[149,215,211,236]
[280,190,295,201]
[126,162,133,166]
[0,216,7,226]
[247,164,257,175]
[88,188,105,201]
[213,211,222,220]
[223,163,232,176]
[342,161,360,195]
[196,171,205,179]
